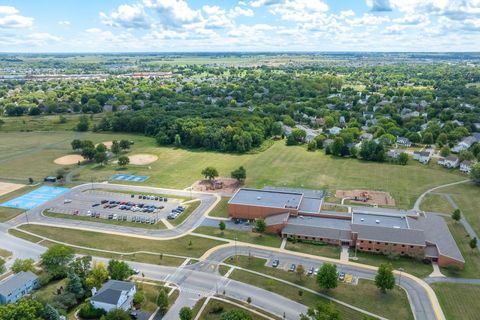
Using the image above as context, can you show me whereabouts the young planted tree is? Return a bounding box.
[119,139,131,150]
[316,263,337,290]
[375,263,395,293]
[156,288,169,314]
[94,151,108,165]
[179,307,193,320]
[398,152,409,165]
[255,218,266,233]
[451,209,461,222]
[111,140,121,155]
[471,163,480,186]
[66,271,85,299]
[41,245,74,279]
[201,166,219,181]
[85,262,109,290]
[219,220,226,234]
[296,264,305,279]
[231,166,247,183]
[470,237,477,252]
[118,156,130,167]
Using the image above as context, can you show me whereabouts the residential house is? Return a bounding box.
[474,123,480,131]
[323,139,334,148]
[387,149,401,160]
[363,112,374,119]
[0,271,39,304]
[360,133,373,141]
[90,280,136,312]
[396,137,412,147]
[452,136,478,153]
[339,116,346,127]
[460,160,475,174]
[438,156,460,168]
[413,151,431,164]
[329,127,341,135]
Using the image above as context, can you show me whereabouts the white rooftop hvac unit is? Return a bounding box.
[375,220,380,224]
[257,196,262,200]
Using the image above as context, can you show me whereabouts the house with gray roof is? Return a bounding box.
[90,280,136,312]
[0,271,38,304]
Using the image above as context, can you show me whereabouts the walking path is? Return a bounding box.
[425,277,480,285]
[413,179,469,211]
[340,246,349,262]
[429,263,445,278]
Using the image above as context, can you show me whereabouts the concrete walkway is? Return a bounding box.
[340,246,349,262]
[429,263,445,278]
[280,238,287,249]
[425,277,480,285]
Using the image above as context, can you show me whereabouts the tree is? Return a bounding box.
[85,262,109,290]
[96,143,107,153]
[71,139,83,150]
[470,237,477,251]
[307,139,317,151]
[330,137,345,157]
[174,134,182,147]
[255,218,266,233]
[156,288,169,314]
[43,304,60,320]
[76,115,89,132]
[133,291,145,305]
[108,259,131,281]
[0,258,4,274]
[111,140,121,155]
[398,152,409,165]
[219,220,226,232]
[119,139,131,150]
[440,145,451,157]
[470,163,480,185]
[118,156,130,167]
[179,307,193,320]
[451,209,461,222]
[316,263,337,290]
[94,151,108,165]
[436,133,448,146]
[41,244,74,279]
[299,303,340,320]
[201,166,219,181]
[231,166,247,182]
[458,150,475,162]
[296,264,305,279]
[81,147,96,161]
[69,256,92,279]
[422,132,434,144]
[220,309,253,320]
[66,271,84,299]
[101,309,130,320]
[375,263,395,293]
[11,258,35,273]
[0,298,44,320]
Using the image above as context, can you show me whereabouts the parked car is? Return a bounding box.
[272,259,279,268]
[308,267,314,275]
[101,200,108,204]
[338,272,345,281]
[64,199,72,204]
[289,264,296,272]
[92,203,100,207]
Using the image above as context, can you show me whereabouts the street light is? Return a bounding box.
[234,236,238,260]
[398,268,404,286]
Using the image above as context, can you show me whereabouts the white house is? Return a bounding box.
[460,160,475,174]
[452,136,478,153]
[329,127,341,135]
[387,149,401,160]
[413,151,431,164]
[396,137,412,147]
[438,156,460,168]
[90,280,136,312]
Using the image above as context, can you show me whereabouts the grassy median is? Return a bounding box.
[432,282,480,320]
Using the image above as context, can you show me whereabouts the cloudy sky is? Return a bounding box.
[1,0,479,52]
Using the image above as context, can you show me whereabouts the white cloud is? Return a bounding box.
[268,0,329,22]
[144,0,201,27]
[347,13,390,26]
[230,6,254,17]
[58,20,71,26]
[0,6,33,29]
[100,4,151,29]
[366,0,392,12]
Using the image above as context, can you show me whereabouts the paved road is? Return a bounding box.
[6,183,219,238]
[0,224,46,269]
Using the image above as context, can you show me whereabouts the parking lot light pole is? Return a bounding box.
[398,268,404,286]
[234,236,238,260]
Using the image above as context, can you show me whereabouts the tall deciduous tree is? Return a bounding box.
[316,263,337,290]
[201,167,219,181]
[108,259,131,281]
[41,245,74,279]
[375,263,395,293]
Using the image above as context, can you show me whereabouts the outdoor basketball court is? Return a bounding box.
[1,186,70,210]
[111,174,150,182]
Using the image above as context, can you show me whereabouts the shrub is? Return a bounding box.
[78,303,106,319]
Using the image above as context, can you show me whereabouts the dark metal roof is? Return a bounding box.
[282,224,352,241]
[91,280,135,305]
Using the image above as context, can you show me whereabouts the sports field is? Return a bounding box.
[0,132,466,208]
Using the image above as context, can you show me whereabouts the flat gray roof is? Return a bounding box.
[352,224,425,246]
[298,197,322,214]
[408,214,464,263]
[265,212,290,226]
[352,213,409,229]
[229,188,302,209]
[288,216,351,230]
[0,271,37,296]
[282,224,352,241]
[263,186,324,199]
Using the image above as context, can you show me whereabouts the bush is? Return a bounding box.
[78,303,106,319]
[38,272,53,287]
[210,303,224,314]
[133,291,145,305]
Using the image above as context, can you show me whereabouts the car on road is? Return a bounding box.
[92,203,100,207]
[272,259,279,268]
[289,264,296,272]
[338,272,345,281]
[308,266,314,275]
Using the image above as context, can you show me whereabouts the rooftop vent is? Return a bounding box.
[360,218,365,222]
[375,220,380,224]
[257,196,262,200]
[393,226,400,229]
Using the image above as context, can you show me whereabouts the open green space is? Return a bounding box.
[170,200,201,226]
[17,224,226,258]
[32,278,67,305]
[441,219,480,278]
[8,228,43,243]
[227,256,413,320]
[431,282,480,320]
[208,197,230,218]
[350,251,433,278]
[0,248,12,259]
[199,298,278,320]
[1,132,465,208]
[420,194,455,213]
[0,114,104,132]
[195,226,283,248]
[44,210,166,229]
[0,207,24,223]
[285,240,341,259]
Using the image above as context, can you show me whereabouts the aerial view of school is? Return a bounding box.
[1,1,480,320]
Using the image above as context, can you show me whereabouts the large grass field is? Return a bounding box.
[0,132,465,208]
[0,114,104,132]
[431,282,480,320]
[17,224,225,258]
[284,240,341,260]
[420,194,455,213]
[195,226,283,248]
[226,256,413,320]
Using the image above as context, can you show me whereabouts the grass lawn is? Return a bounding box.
[18,224,226,258]
[208,197,230,218]
[195,226,283,248]
[170,200,201,226]
[284,240,341,259]
[44,210,166,229]
[0,248,12,259]
[199,299,277,320]
[134,282,169,313]
[32,278,67,305]
[350,251,433,278]
[431,282,480,320]
[441,220,480,278]
[8,228,43,243]
[227,256,413,320]
[420,194,455,213]
[0,114,104,132]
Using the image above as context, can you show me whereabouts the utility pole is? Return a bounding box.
[398,268,404,286]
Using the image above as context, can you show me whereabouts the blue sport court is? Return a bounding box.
[111,174,150,182]
[1,186,70,210]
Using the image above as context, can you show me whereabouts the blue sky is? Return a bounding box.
[0,0,479,52]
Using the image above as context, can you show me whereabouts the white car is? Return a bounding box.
[86,210,92,216]
[64,199,72,204]
[113,214,118,220]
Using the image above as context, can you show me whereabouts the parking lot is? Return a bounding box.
[47,189,186,225]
